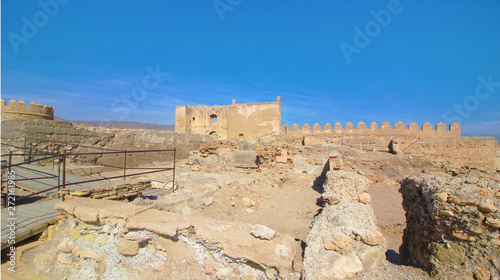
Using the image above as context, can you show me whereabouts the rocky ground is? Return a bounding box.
[2,139,499,279]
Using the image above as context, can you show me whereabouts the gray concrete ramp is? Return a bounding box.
[13,165,101,197]
[1,199,59,250]
[1,164,102,249]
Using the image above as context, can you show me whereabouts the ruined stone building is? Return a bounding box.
[175,97,282,140]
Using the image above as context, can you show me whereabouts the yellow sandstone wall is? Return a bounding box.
[283,121,460,138]
[174,97,496,169]
[401,136,497,170]
[175,97,281,140]
[299,134,497,170]
[1,99,54,121]
[496,146,500,171]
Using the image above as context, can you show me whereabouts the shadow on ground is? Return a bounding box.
[386,249,401,265]
[311,160,330,194]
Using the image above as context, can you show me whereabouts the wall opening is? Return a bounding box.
[210,114,217,123]
[209,131,218,139]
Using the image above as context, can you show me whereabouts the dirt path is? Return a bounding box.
[368,184,406,261]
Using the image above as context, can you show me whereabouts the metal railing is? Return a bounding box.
[1,139,176,207]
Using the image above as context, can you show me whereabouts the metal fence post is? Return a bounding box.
[123,150,127,181]
[8,151,12,175]
[61,150,66,201]
[58,153,61,188]
[172,148,176,193]
[24,136,27,161]
[4,151,13,208]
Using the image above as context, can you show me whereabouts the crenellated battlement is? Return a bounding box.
[1,99,55,121]
[282,121,460,137]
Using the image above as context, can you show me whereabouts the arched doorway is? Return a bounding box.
[209,131,218,139]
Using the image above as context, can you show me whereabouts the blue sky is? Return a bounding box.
[2,1,500,140]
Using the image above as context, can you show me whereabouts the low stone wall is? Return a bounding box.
[284,134,497,170]
[59,181,151,200]
[400,137,497,170]
[1,119,112,152]
[95,129,213,167]
[400,174,500,278]
[1,120,213,168]
[302,171,387,279]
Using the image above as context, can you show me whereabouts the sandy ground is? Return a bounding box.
[368,184,406,260]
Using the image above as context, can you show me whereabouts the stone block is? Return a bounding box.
[117,239,140,256]
[233,150,258,168]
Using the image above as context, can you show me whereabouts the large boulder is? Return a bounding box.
[126,209,298,279]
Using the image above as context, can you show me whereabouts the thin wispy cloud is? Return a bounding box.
[479,120,500,126]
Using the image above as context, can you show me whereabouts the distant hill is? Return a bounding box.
[59,118,174,131]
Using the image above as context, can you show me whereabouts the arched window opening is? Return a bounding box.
[210,114,217,123]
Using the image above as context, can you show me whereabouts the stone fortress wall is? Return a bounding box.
[283,121,461,138]
[1,99,54,121]
[175,97,498,169]
[299,134,497,170]
[175,97,282,140]
[175,96,461,139]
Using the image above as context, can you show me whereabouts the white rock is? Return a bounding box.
[203,197,214,207]
[102,224,112,234]
[181,206,192,215]
[242,197,253,207]
[251,224,276,240]
[330,252,364,279]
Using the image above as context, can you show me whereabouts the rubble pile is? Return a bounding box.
[198,140,244,155]
[254,143,292,165]
[198,141,220,155]
[302,171,387,279]
[400,174,500,279]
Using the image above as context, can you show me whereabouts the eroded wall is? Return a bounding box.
[175,97,281,140]
[400,137,497,169]
[227,101,281,139]
[1,120,213,168]
[285,134,497,170]
[400,175,500,278]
